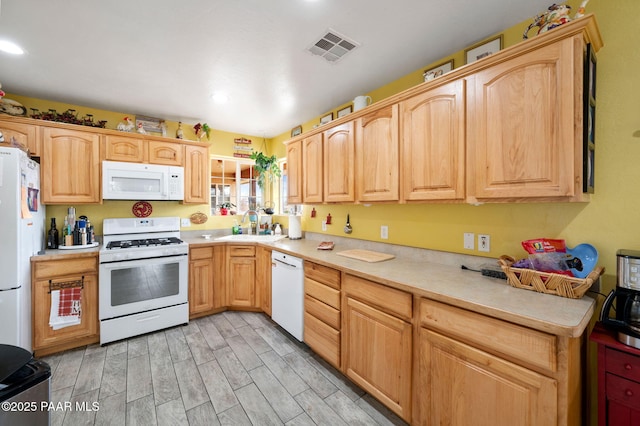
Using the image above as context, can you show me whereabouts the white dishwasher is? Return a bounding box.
[271,251,304,341]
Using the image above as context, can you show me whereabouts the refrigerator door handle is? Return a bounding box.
[0,285,21,291]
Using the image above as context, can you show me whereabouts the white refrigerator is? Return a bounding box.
[0,146,45,353]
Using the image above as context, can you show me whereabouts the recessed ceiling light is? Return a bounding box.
[211,92,229,104]
[0,40,24,55]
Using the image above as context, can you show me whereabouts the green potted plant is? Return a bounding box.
[218,202,236,215]
[250,151,281,189]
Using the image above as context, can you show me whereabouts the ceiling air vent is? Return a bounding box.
[307,29,359,63]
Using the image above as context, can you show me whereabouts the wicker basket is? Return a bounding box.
[498,255,605,299]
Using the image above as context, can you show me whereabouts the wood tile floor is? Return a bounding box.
[41,311,408,426]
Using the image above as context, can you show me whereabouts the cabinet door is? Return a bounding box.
[417,328,557,426]
[256,246,272,316]
[286,140,303,204]
[184,145,209,204]
[343,296,412,421]
[0,121,40,157]
[228,257,256,307]
[469,37,577,200]
[103,135,146,162]
[32,274,98,352]
[303,133,323,203]
[356,104,400,202]
[401,79,465,201]
[323,122,354,203]
[188,247,215,317]
[41,127,101,204]
[149,141,183,166]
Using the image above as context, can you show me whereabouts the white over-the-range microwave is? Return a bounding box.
[102,160,184,200]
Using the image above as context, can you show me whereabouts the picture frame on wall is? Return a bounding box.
[337,105,352,118]
[464,35,503,64]
[135,115,165,133]
[320,112,333,125]
[423,59,454,82]
[291,125,302,137]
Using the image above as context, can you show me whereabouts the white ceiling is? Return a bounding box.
[0,0,553,138]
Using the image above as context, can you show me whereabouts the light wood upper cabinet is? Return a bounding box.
[41,127,101,204]
[0,120,40,157]
[355,104,400,202]
[184,144,209,204]
[149,140,183,166]
[103,134,146,162]
[323,122,355,203]
[467,36,579,201]
[303,133,323,203]
[286,140,303,205]
[401,79,465,201]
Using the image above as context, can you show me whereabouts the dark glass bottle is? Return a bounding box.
[47,218,59,249]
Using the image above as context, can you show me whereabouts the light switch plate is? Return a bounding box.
[181,218,191,227]
[464,233,474,250]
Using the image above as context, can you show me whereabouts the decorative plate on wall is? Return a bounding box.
[132,201,152,218]
[190,212,208,224]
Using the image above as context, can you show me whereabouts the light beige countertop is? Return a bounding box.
[183,232,596,338]
[39,231,596,338]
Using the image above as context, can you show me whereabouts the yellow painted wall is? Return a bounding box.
[270,0,639,297]
[8,0,638,293]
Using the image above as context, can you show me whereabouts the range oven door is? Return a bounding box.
[99,254,188,320]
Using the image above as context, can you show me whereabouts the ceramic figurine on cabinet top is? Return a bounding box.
[116,116,135,132]
[523,0,589,39]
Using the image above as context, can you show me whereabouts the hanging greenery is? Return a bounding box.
[250,151,281,189]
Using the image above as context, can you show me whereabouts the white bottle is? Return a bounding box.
[274,224,282,235]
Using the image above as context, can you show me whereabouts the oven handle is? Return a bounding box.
[100,253,187,266]
[100,254,187,269]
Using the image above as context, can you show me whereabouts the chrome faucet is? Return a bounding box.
[241,209,259,234]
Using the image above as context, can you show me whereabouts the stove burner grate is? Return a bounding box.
[106,237,183,250]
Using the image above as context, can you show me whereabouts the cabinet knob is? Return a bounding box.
[625,363,633,370]
[626,389,634,397]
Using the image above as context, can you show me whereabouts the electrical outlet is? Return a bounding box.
[464,232,474,250]
[478,234,490,252]
[381,225,389,240]
[181,218,191,227]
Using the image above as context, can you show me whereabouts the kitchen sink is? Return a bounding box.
[214,234,287,242]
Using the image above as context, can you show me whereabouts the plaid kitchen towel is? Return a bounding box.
[49,289,81,330]
[58,287,82,317]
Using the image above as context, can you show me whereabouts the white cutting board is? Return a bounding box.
[336,249,395,263]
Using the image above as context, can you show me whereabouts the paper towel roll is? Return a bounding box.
[288,215,302,239]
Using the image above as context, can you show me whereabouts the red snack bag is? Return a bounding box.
[521,238,567,254]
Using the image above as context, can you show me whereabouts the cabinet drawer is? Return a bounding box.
[607,373,640,407]
[190,246,214,260]
[305,277,340,310]
[420,299,557,373]
[304,312,340,368]
[343,274,412,321]
[33,257,97,279]
[606,347,640,383]
[228,245,256,257]
[305,295,340,329]
[304,262,340,289]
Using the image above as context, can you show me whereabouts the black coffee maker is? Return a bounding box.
[601,249,640,349]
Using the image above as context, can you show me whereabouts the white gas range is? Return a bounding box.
[99,217,189,345]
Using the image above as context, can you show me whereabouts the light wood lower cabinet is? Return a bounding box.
[31,254,99,357]
[304,262,341,368]
[342,274,413,422]
[188,246,217,317]
[257,246,272,315]
[227,245,258,308]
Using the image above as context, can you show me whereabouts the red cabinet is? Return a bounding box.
[590,323,640,425]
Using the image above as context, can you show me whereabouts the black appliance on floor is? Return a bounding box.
[601,249,640,349]
[0,344,51,425]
